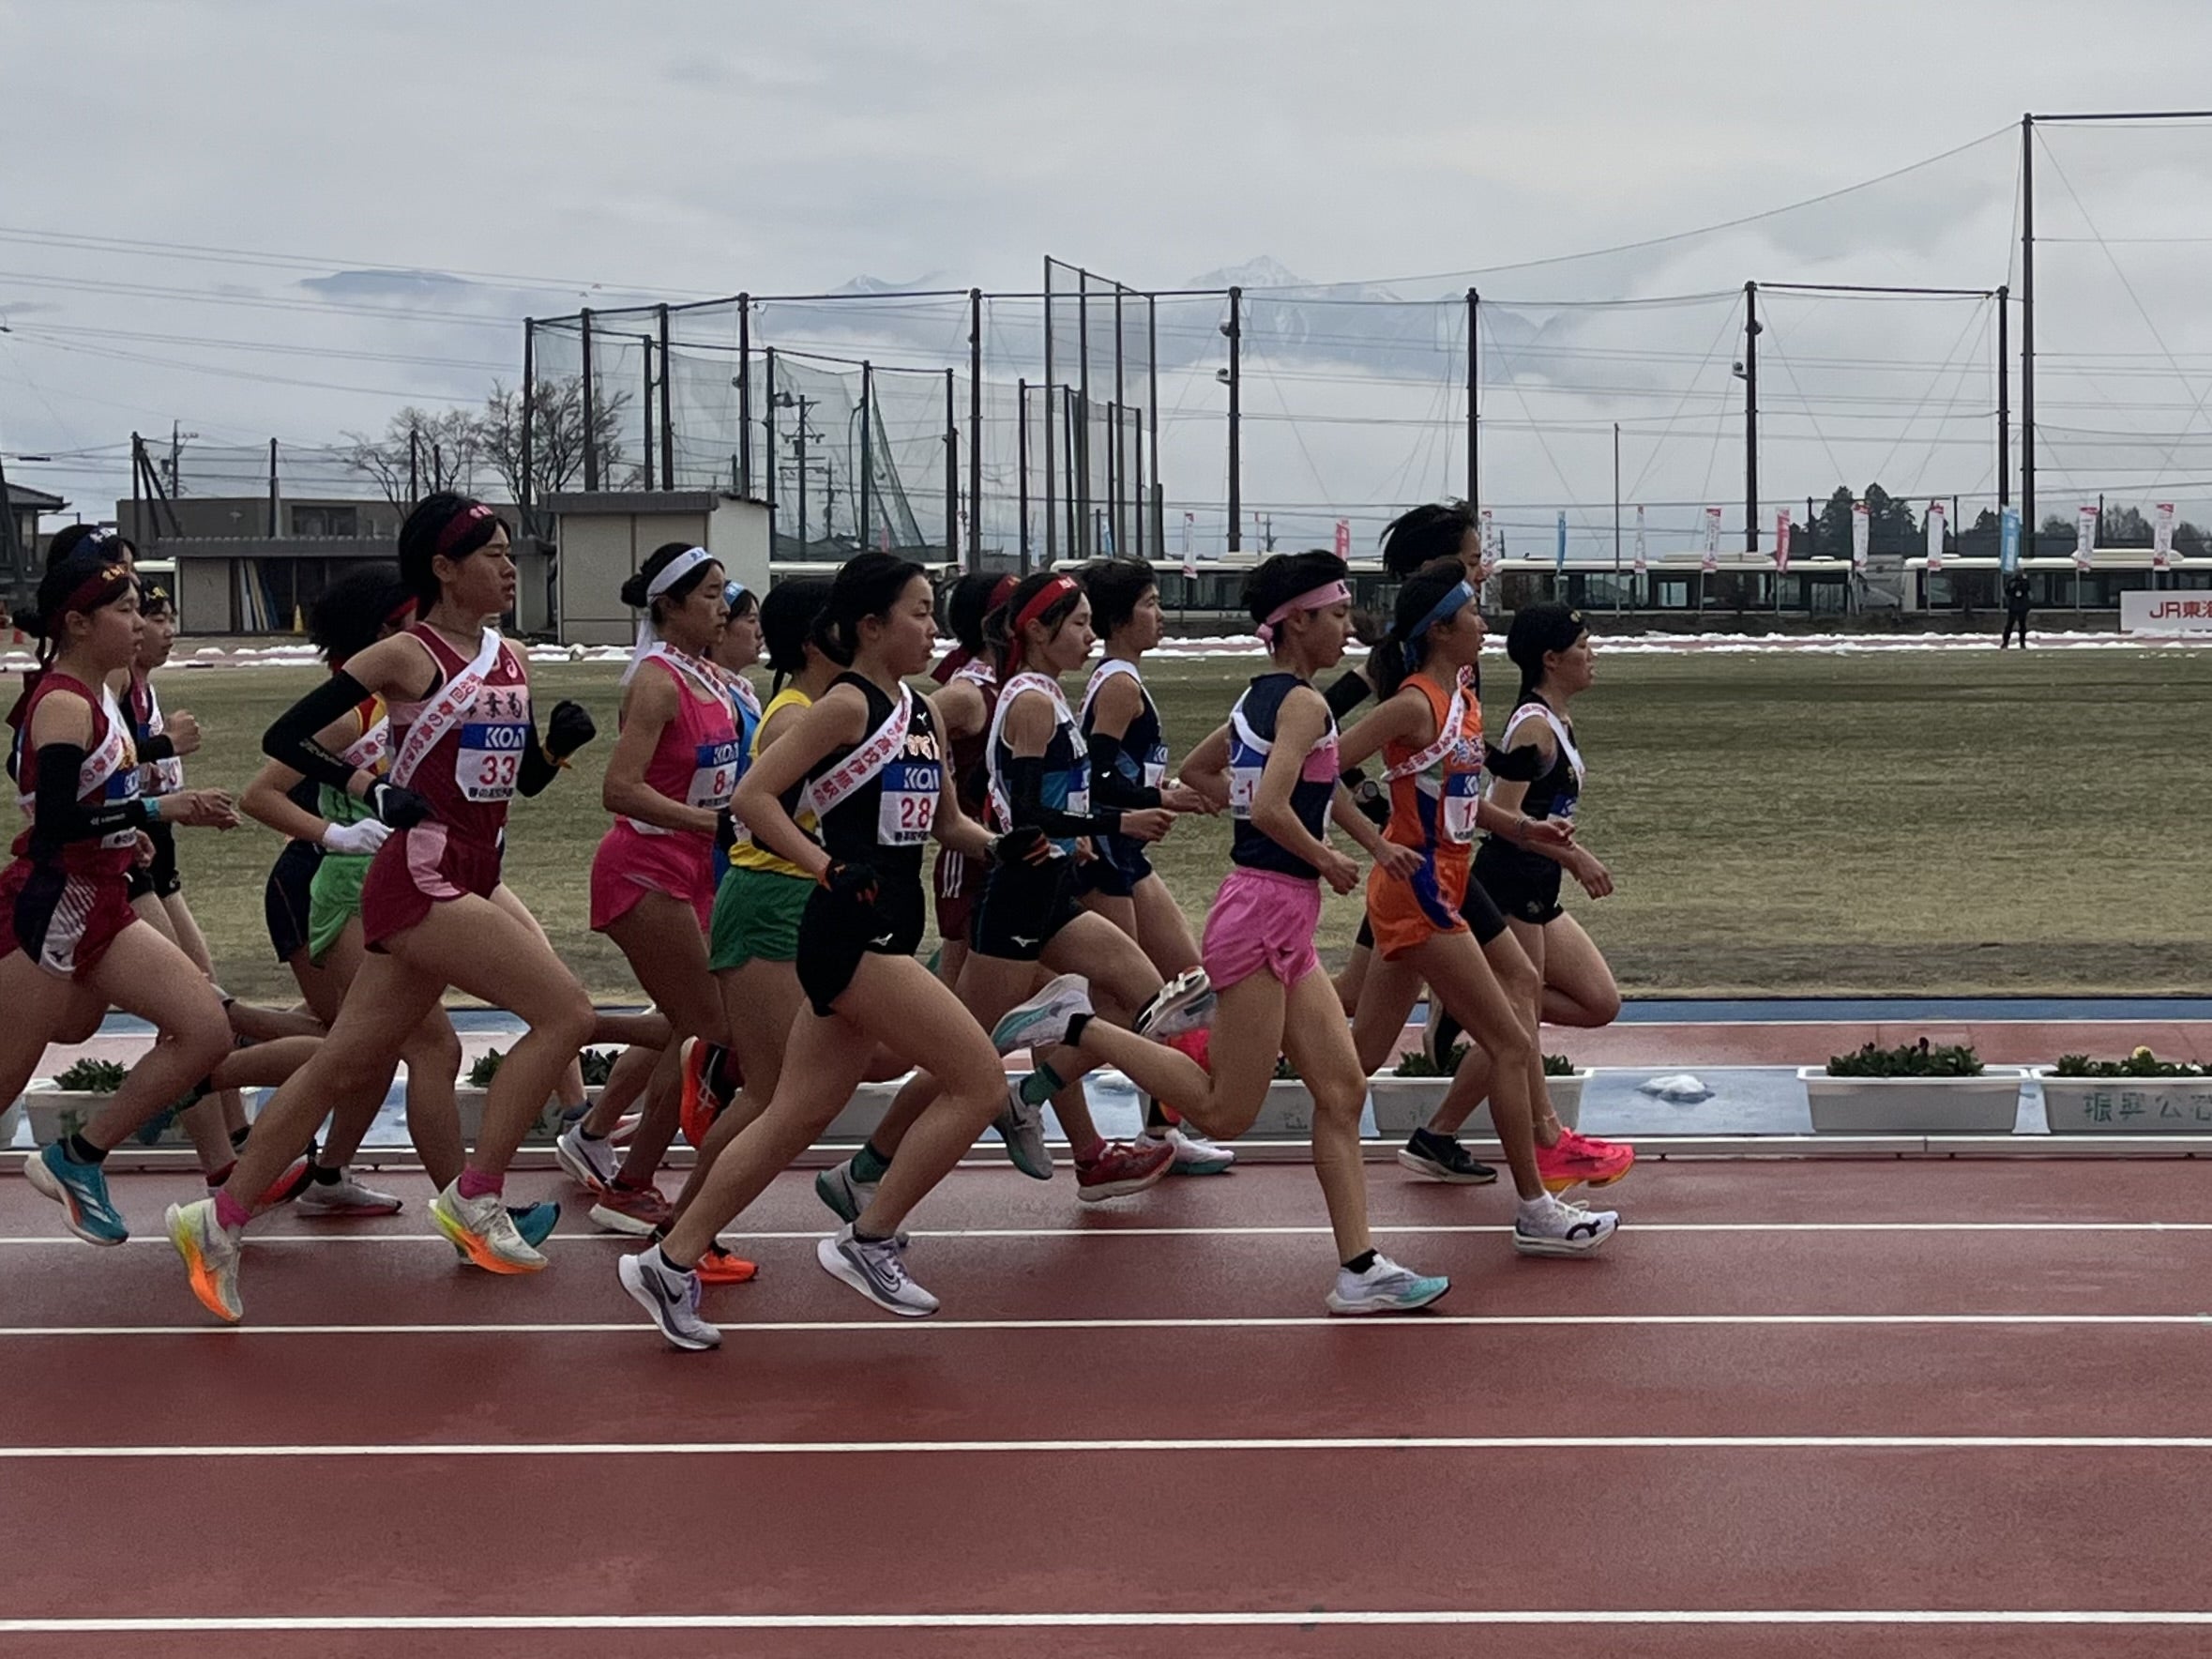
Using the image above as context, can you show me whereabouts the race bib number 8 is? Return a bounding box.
[1441,772,1481,845]
[688,738,744,811]
[877,759,941,845]
[457,722,528,802]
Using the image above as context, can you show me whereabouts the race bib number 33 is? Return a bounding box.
[457,722,528,802]
[877,760,941,845]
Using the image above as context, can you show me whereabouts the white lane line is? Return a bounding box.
[3,1611,2208,1632]
[5,1219,2212,1247]
[4,1313,2207,1338]
[5,1434,2210,1461]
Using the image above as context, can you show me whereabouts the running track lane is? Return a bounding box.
[3,1161,2208,1656]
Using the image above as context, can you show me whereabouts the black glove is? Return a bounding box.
[988,825,1051,866]
[1344,769,1390,830]
[368,781,433,830]
[546,699,597,758]
[818,858,881,907]
[716,806,741,856]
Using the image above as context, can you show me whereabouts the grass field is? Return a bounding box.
[124,644,2212,1003]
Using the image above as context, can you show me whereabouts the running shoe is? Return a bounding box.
[25,1142,127,1246]
[1536,1134,1630,1195]
[295,1170,403,1217]
[1150,1123,1235,1176]
[1558,1127,1634,1188]
[508,1201,560,1249]
[697,1242,759,1286]
[989,973,1093,1058]
[166,1197,243,1323]
[677,1037,725,1151]
[1132,966,1215,1041]
[429,1180,548,1274]
[1326,1255,1451,1316]
[553,1122,620,1195]
[1396,1128,1499,1186]
[992,1079,1054,1181]
[1161,1028,1212,1071]
[589,1180,674,1237]
[618,1248,720,1351]
[818,1224,939,1317]
[1513,1194,1619,1257]
[255,1153,317,1211]
[814,1156,877,1225]
[1075,1135,1175,1203]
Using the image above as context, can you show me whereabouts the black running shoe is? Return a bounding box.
[1396,1128,1498,1185]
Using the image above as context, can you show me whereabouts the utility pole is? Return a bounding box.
[2021,114,2036,556]
[1996,283,2010,510]
[1742,281,1760,553]
[1225,286,1242,552]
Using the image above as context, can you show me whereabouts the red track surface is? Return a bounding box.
[3,1157,2208,1656]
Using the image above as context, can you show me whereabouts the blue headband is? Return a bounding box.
[723,579,749,608]
[1401,580,1475,669]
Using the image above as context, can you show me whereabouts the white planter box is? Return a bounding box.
[25,1090,201,1148]
[2038,1072,2212,1134]
[452,1088,598,1146]
[824,1078,906,1141]
[2,1097,24,1148]
[1798,1067,2026,1134]
[1367,1072,1587,1137]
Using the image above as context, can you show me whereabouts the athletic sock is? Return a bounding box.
[456,1165,502,1201]
[705,1044,741,1101]
[64,1134,108,1166]
[310,1163,342,1185]
[213,1190,252,1231]
[1143,1097,1171,1134]
[228,1125,251,1151]
[1341,1249,1378,1274]
[204,1161,236,1188]
[1065,1012,1093,1048]
[1516,1194,1553,1221]
[1017,1061,1067,1108]
[852,1227,891,1245]
[652,1243,694,1276]
[579,1126,607,1144]
[850,1141,892,1183]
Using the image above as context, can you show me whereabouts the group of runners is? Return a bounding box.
[7,494,1633,1344]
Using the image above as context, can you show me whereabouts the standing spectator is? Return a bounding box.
[2001,571,2032,648]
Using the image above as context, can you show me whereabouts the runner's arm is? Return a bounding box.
[599,670,714,835]
[241,707,368,843]
[730,683,868,881]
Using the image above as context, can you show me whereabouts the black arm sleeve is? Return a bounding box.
[517,714,560,798]
[1008,754,1121,839]
[1485,741,1548,783]
[263,672,374,796]
[1084,731,1162,811]
[28,743,150,854]
[1323,669,1372,721]
[137,733,175,764]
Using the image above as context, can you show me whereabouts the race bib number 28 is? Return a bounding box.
[457,722,528,802]
[877,759,941,845]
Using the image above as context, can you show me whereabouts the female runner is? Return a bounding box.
[990,550,1453,1314]
[8,540,255,1243]
[1334,562,1618,1248]
[1407,602,1629,1180]
[619,552,1026,1346]
[167,493,612,1321]
[1074,556,1234,1175]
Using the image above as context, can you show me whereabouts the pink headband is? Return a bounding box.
[1256,579,1350,647]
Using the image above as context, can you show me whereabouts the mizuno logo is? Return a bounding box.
[870,933,896,948]
[1010,935,1038,948]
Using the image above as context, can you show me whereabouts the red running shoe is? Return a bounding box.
[1535,1133,1630,1195]
[678,1039,732,1151]
[1560,1128,1633,1188]
[256,1156,316,1211]
[589,1181,675,1237]
[1074,1136,1175,1204]
[696,1242,759,1286]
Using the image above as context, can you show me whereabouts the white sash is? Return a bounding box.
[138,679,185,797]
[1499,701,1586,790]
[809,684,914,817]
[1381,677,1474,783]
[1079,657,1139,723]
[340,713,391,772]
[88,689,140,849]
[636,642,725,705]
[390,628,504,791]
[951,658,997,692]
[984,670,1081,832]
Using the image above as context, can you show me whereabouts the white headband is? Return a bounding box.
[622,546,717,684]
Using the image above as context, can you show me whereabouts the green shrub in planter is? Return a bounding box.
[1826,1039,1981,1079]
[2050,1047,2208,1078]
[53,1058,126,1093]
[469,1046,618,1089]
[1392,1045,1576,1078]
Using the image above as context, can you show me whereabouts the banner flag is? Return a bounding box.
[1926,501,1947,572]
[1632,506,1647,574]
[2155,501,2175,571]
[1850,500,1870,571]
[2075,505,2098,572]
[1774,509,1792,573]
[1999,506,2021,572]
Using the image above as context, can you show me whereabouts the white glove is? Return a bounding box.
[321,818,394,857]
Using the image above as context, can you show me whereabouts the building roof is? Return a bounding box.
[5,481,67,510]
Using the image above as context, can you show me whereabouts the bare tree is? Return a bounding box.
[475,377,629,536]
[341,407,479,510]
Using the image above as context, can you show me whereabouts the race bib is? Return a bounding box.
[456,721,528,802]
[1141,740,1169,791]
[688,738,744,811]
[1441,771,1481,845]
[876,758,941,845]
[148,756,186,797]
[1227,708,1268,819]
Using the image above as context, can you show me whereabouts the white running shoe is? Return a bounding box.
[553,1123,620,1194]
[814,1157,877,1224]
[617,1248,720,1351]
[167,1198,244,1324]
[295,1170,403,1217]
[817,1224,940,1317]
[1326,1254,1451,1316]
[1513,1194,1619,1257]
[1158,1123,1234,1176]
[429,1180,548,1274]
[992,1080,1054,1181]
[989,973,1093,1058]
[1133,966,1215,1041]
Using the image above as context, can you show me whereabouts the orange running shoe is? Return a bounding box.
[678,1039,732,1151]
[1560,1128,1634,1188]
[1535,1133,1630,1195]
[696,1242,759,1285]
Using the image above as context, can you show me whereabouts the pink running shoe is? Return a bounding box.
[1560,1128,1633,1188]
[1074,1137,1175,1204]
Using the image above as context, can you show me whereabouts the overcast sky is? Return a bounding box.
[6,0,2212,547]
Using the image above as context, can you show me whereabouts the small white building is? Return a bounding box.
[545,491,770,645]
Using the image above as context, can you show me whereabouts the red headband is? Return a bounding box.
[384,593,420,627]
[434,503,497,555]
[1007,575,1079,668]
[62,562,134,617]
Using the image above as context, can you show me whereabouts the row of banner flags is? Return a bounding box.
[1162,501,2182,579]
